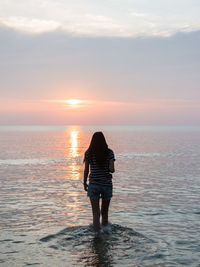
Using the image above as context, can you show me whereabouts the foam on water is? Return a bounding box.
[39,224,171,266]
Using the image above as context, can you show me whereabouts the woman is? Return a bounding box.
[83,132,115,233]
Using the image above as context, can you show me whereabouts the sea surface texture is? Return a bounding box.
[0,125,200,267]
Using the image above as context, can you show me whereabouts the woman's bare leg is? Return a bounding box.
[90,198,100,232]
[101,199,110,226]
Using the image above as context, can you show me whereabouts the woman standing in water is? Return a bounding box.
[83,132,115,233]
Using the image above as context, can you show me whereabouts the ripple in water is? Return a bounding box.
[40,224,170,266]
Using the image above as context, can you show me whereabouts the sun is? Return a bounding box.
[65,99,82,105]
[65,99,83,108]
[56,98,93,109]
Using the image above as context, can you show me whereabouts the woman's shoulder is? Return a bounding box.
[108,148,115,160]
[108,148,114,153]
[84,149,90,159]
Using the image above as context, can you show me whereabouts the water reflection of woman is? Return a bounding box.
[83,132,115,233]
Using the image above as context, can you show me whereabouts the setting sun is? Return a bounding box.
[60,99,94,109]
[66,99,82,105]
[64,99,83,109]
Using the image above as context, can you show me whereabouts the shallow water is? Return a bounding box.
[0,125,200,266]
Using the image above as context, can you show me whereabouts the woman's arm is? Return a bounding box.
[109,160,115,173]
[83,160,89,191]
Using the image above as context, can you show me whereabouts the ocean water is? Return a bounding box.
[0,125,200,267]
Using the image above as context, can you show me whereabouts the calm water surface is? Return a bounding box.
[0,125,200,266]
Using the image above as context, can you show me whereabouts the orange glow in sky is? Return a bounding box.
[1,97,199,125]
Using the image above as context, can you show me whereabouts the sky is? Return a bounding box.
[0,0,200,125]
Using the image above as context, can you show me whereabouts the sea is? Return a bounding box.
[0,125,200,267]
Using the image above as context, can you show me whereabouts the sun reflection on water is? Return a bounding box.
[61,127,85,223]
[69,129,79,158]
[66,126,82,181]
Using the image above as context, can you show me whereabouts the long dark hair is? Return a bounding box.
[87,132,109,165]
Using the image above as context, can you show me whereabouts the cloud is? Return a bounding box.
[0,25,200,124]
[0,14,198,37]
[0,24,200,98]
[1,0,200,37]
[0,16,61,33]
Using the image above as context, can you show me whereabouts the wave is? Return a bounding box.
[39,224,168,266]
[1,151,199,166]
[0,157,81,166]
[40,224,147,243]
[118,152,163,158]
[117,152,200,158]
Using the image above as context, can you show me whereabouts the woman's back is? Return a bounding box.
[83,131,115,233]
[84,148,115,185]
